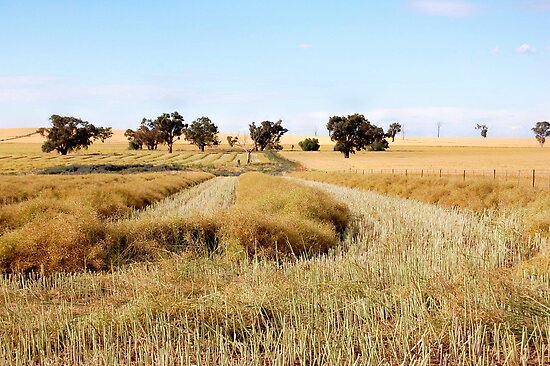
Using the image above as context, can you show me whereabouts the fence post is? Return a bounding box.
[405,169,408,176]
[533,169,535,188]
[439,169,442,178]
[493,169,496,181]
[421,169,423,178]
[463,170,466,181]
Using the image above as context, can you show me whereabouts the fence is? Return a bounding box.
[341,168,550,190]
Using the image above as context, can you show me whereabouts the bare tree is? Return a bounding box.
[235,133,255,165]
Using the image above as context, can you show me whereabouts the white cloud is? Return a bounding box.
[410,0,481,16]
[299,43,313,49]
[515,44,537,54]
[491,46,499,55]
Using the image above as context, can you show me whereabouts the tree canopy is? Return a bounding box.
[386,122,402,142]
[152,112,187,153]
[124,118,160,150]
[298,138,320,151]
[184,117,220,151]
[38,115,112,155]
[475,124,488,138]
[249,120,288,151]
[327,114,387,158]
[532,121,550,147]
[226,136,239,147]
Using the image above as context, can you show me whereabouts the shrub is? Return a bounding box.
[368,140,389,151]
[298,138,320,151]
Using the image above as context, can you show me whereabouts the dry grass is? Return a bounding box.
[219,173,350,259]
[0,178,548,364]
[281,146,550,173]
[0,172,213,273]
[290,171,550,238]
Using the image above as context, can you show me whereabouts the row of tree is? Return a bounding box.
[38,114,550,157]
[124,113,219,153]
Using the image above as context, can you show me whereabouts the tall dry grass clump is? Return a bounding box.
[0,172,213,273]
[291,171,550,237]
[219,173,350,258]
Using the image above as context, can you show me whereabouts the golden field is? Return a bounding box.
[2,128,550,364]
[281,146,550,171]
[1,172,549,364]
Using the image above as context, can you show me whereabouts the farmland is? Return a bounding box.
[0,133,549,364]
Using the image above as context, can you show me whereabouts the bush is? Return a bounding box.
[369,140,389,151]
[128,140,143,150]
[298,138,320,151]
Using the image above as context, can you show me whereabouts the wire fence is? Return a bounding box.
[340,168,550,190]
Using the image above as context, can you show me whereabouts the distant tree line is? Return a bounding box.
[37,114,550,158]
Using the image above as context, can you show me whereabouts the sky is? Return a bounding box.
[0,0,549,137]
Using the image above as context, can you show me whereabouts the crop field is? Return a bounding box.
[1,132,550,364]
[0,149,269,173]
[0,165,549,364]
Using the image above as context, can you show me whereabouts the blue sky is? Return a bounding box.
[0,0,548,137]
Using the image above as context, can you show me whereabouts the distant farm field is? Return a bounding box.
[0,146,269,173]
[282,146,550,171]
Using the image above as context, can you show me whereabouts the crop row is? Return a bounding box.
[0,151,269,173]
[0,178,547,364]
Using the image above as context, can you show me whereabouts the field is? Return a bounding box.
[1,130,550,364]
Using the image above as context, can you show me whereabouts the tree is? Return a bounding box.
[327,114,387,158]
[125,118,160,150]
[234,133,255,165]
[249,120,288,151]
[386,122,402,142]
[532,121,550,147]
[37,115,112,155]
[298,138,320,151]
[184,117,220,152]
[227,135,239,147]
[475,124,488,138]
[152,112,186,153]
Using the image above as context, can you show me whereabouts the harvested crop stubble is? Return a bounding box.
[108,177,239,263]
[219,172,350,258]
[291,171,550,237]
[1,180,548,364]
[137,177,238,218]
[0,172,213,273]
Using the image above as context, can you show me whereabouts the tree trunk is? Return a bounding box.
[200,145,205,152]
[246,150,252,164]
[344,151,350,158]
[392,135,395,142]
[168,144,173,153]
